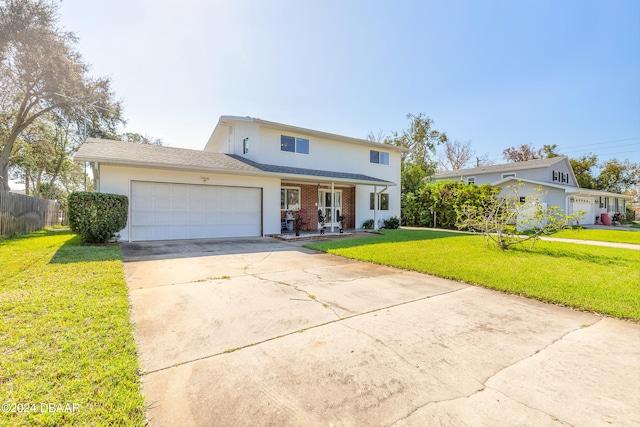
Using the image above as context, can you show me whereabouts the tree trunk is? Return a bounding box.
[0,153,11,191]
[25,169,30,195]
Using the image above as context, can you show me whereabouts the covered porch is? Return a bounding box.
[279,178,392,235]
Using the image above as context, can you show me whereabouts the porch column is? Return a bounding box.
[331,182,335,233]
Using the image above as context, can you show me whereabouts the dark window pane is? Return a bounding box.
[380,193,389,210]
[370,150,379,163]
[370,193,375,210]
[281,135,295,152]
[296,138,309,154]
[281,189,285,209]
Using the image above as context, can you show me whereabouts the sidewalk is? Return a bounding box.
[400,226,640,250]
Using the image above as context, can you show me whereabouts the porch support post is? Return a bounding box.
[373,185,378,231]
[331,182,335,233]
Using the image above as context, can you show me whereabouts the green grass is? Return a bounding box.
[0,230,146,426]
[550,228,640,245]
[307,229,640,322]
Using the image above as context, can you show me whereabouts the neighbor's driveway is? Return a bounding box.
[122,237,640,427]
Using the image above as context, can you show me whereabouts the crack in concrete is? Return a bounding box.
[143,285,470,375]
[248,271,342,319]
[389,386,574,427]
[388,319,602,426]
[342,324,417,368]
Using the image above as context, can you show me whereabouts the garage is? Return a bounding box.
[130,181,262,241]
[572,198,594,225]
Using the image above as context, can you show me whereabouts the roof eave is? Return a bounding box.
[77,157,396,187]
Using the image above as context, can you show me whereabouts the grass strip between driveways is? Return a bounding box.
[306,229,640,322]
[0,230,145,427]
[550,228,640,245]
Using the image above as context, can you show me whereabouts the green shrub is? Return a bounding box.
[383,216,400,229]
[401,181,498,229]
[68,192,128,243]
[362,219,375,229]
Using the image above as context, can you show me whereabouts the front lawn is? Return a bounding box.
[0,230,146,426]
[550,228,640,245]
[307,229,640,322]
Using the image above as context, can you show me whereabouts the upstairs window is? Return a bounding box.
[281,135,309,154]
[502,173,516,179]
[370,150,389,165]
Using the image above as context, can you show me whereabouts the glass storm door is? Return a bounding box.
[318,190,342,226]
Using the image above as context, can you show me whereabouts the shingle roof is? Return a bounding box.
[226,155,392,184]
[75,138,393,185]
[435,156,567,178]
[75,138,261,172]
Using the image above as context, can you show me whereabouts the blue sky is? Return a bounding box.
[58,0,640,165]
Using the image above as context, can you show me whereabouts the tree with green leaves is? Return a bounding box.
[387,113,448,175]
[0,0,123,191]
[596,158,640,194]
[10,115,86,196]
[120,132,164,146]
[570,154,598,189]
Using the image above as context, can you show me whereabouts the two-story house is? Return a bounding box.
[434,156,633,225]
[74,116,402,242]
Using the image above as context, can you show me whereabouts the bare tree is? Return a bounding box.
[438,139,474,171]
[365,129,386,143]
[502,143,542,163]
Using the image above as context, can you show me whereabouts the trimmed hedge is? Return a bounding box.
[68,192,128,243]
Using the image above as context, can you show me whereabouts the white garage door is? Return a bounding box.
[572,200,594,225]
[130,181,262,241]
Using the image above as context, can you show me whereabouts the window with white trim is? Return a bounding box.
[502,173,516,179]
[370,150,389,165]
[466,177,475,184]
[281,135,309,154]
[281,187,300,210]
[370,193,389,210]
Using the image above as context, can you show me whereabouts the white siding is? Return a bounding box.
[98,165,280,241]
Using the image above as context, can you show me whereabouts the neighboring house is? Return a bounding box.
[74,116,402,242]
[434,156,633,225]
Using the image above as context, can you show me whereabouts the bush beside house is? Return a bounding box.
[68,192,128,243]
[402,181,498,228]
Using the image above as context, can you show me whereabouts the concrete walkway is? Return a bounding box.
[122,238,640,427]
[400,226,640,250]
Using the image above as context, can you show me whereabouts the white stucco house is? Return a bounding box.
[434,156,633,225]
[74,116,403,242]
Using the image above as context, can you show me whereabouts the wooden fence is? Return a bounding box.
[0,191,60,237]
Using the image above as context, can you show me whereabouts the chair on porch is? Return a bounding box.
[296,208,311,230]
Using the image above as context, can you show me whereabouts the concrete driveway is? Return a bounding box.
[122,237,640,427]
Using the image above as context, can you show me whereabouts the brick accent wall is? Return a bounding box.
[281,182,355,230]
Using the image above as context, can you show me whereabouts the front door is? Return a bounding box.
[318,190,342,226]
